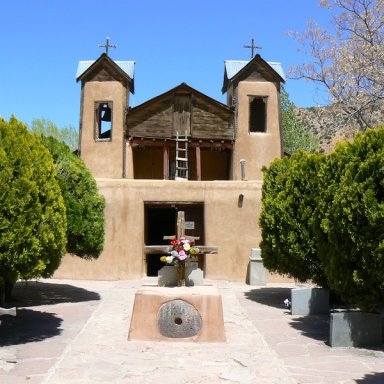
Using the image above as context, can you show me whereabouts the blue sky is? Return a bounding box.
[0,0,332,129]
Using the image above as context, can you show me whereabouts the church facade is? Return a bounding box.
[54,52,285,282]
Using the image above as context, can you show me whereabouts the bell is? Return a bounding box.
[100,104,111,121]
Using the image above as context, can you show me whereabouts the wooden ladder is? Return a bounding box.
[175,132,189,180]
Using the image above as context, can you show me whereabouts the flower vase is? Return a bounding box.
[177,262,185,286]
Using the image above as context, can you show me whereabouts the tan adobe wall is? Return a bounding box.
[55,179,266,282]
[232,81,282,180]
[79,81,127,178]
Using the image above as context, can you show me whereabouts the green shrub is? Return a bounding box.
[315,128,384,311]
[261,126,384,311]
[0,117,67,289]
[260,151,327,286]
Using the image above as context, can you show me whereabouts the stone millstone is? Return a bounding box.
[157,299,202,338]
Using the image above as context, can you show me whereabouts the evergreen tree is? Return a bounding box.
[260,151,327,286]
[0,117,67,298]
[315,127,384,310]
[38,136,105,258]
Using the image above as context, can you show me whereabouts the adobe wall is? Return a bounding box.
[232,81,282,180]
[79,81,127,178]
[55,179,271,282]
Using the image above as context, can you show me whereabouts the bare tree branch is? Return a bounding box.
[289,0,384,131]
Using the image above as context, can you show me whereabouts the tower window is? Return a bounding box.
[95,101,113,140]
[249,96,267,133]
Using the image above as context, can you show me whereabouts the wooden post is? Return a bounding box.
[163,146,169,179]
[162,210,199,242]
[196,146,201,181]
[177,211,185,239]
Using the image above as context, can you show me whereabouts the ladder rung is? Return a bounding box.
[176,157,188,161]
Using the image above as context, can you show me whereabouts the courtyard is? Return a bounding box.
[0,278,383,383]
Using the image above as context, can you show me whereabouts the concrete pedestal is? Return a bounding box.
[291,287,330,315]
[249,248,267,286]
[128,285,226,342]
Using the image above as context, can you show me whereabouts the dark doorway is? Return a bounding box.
[145,203,205,276]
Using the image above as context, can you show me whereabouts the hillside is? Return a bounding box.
[295,102,384,153]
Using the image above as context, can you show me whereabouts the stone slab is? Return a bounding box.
[128,285,226,342]
[291,287,329,315]
[330,311,382,348]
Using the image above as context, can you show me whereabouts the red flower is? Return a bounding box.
[170,238,179,246]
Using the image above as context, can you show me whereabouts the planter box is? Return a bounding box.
[291,287,329,315]
[158,265,204,287]
[185,265,203,286]
[158,266,178,287]
[248,248,267,286]
[330,311,382,348]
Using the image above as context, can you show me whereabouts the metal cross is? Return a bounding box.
[243,38,262,59]
[98,37,117,56]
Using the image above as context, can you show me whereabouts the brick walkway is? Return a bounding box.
[0,278,383,383]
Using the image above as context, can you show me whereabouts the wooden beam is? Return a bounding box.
[163,235,200,241]
[0,307,16,316]
[129,137,233,150]
[144,245,218,254]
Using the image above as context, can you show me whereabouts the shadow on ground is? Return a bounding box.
[0,309,62,346]
[289,315,329,343]
[9,281,100,307]
[244,287,330,344]
[244,287,291,309]
[0,281,100,346]
[355,372,384,383]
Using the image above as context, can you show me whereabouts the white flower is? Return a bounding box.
[166,256,174,264]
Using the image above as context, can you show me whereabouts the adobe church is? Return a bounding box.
[55,43,285,282]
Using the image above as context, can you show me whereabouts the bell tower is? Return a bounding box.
[76,51,135,178]
[222,54,285,180]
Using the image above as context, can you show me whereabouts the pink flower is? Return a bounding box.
[178,250,187,260]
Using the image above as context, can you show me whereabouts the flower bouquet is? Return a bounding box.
[160,237,199,285]
[160,237,199,266]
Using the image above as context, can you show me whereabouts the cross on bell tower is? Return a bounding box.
[98,36,117,56]
[243,37,262,59]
